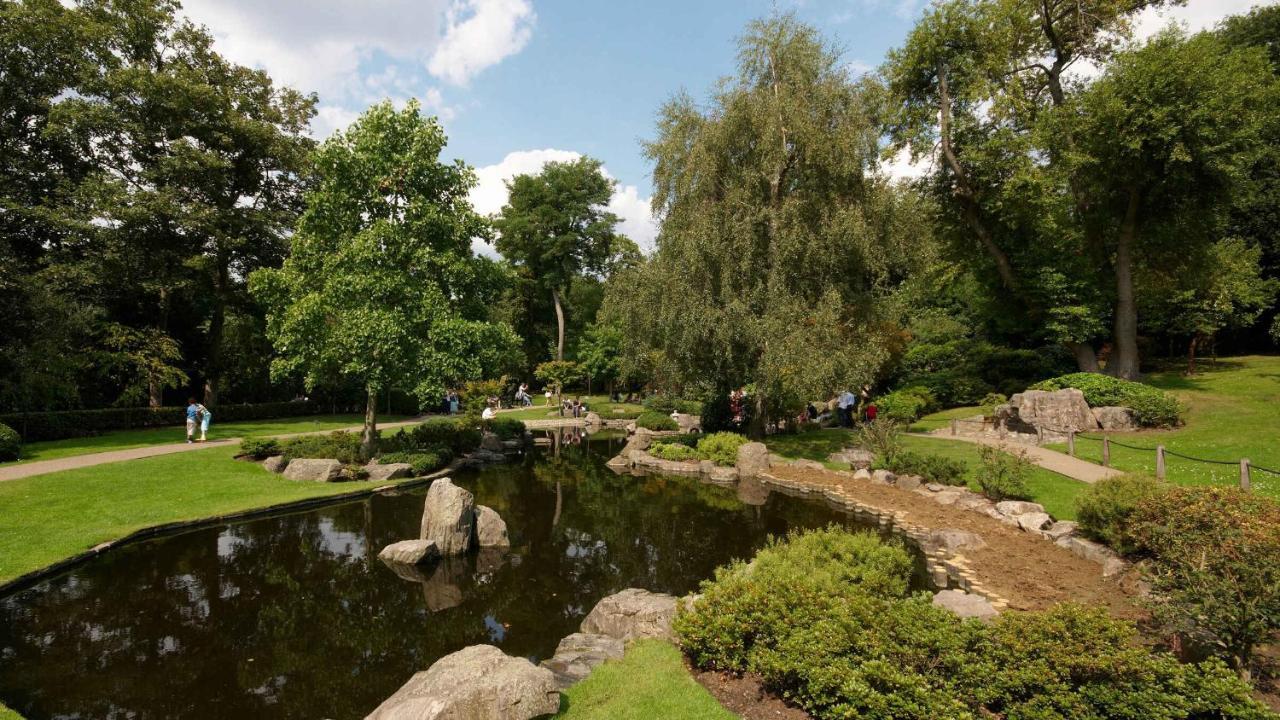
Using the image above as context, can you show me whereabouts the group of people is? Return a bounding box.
[184,397,213,443]
[834,385,877,428]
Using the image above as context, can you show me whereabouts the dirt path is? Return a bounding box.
[914,431,1122,484]
[0,419,425,483]
[767,464,1142,617]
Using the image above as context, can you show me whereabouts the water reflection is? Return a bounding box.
[0,432,870,720]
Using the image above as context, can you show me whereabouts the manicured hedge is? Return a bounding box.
[635,412,679,431]
[0,400,323,442]
[1030,373,1182,427]
[643,396,702,415]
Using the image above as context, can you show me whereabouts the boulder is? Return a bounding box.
[932,491,964,506]
[580,588,679,642]
[474,505,510,548]
[932,590,999,621]
[1003,388,1099,434]
[629,428,655,451]
[540,633,625,690]
[262,455,288,474]
[366,462,413,482]
[928,529,987,552]
[995,500,1045,517]
[282,458,342,482]
[1092,406,1137,431]
[479,432,504,453]
[926,483,945,492]
[379,539,440,566]
[420,478,475,555]
[1044,520,1078,541]
[1055,535,1127,577]
[853,468,873,481]
[708,465,739,484]
[604,454,630,472]
[672,413,702,434]
[871,469,897,485]
[734,442,771,479]
[584,412,603,425]
[830,448,875,469]
[365,644,559,720]
[895,474,923,492]
[1017,512,1053,532]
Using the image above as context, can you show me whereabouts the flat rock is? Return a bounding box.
[929,529,987,552]
[540,633,625,690]
[365,644,559,720]
[926,483,944,492]
[379,539,440,566]
[708,465,739,483]
[932,491,963,506]
[1056,535,1127,576]
[474,505,510,548]
[1044,520,1078,541]
[1017,512,1053,532]
[932,590,999,621]
[995,500,1045,517]
[282,458,342,482]
[853,468,873,481]
[1092,406,1137,431]
[829,448,875,469]
[734,442,771,479]
[895,474,922,492]
[366,462,413,482]
[262,455,287,474]
[580,588,678,642]
[871,469,897,485]
[420,478,474,555]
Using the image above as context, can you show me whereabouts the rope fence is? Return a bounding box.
[942,416,1278,490]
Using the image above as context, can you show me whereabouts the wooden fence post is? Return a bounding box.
[1102,436,1111,467]
[950,418,957,436]
[1036,426,1044,446]
[1241,459,1252,492]
[1156,445,1166,480]
[1067,431,1076,457]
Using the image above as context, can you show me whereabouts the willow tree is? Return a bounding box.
[608,14,926,437]
[252,101,518,457]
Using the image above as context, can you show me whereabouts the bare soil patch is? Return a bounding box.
[690,663,811,720]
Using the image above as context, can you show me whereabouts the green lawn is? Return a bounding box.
[0,445,408,584]
[553,640,733,720]
[908,405,983,433]
[0,703,20,720]
[765,427,1086,520]
[1045,356,1280,497]
[4,414,413,466]
[498,395,645,422]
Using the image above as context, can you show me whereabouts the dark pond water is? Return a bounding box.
[0,431,890,720]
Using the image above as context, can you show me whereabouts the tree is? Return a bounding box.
[252,101,519,457]
[578,321,623,396]
[98,323,189,407]
[610,15,925,437]
[493,157,621,362]
[534,360,582,415]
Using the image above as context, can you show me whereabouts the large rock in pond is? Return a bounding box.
[366,462,413,482]
[283,458,342,482]
[1002,389,1099,435]
[580,588,679,642]
[420,478,474,555]
[1092,406,1137,431]
[479,432,505,453]
[474,505,510,548]
[932,590,998,621]
[379,539,440,566]
[735,442,771,479]
[540,633,625,690]
[365,644,559,720]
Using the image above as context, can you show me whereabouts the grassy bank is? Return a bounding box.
[1045,355,1280,496]
[0,445,409,584]
[554,640,733,720]
[4,414,414,466]
[498,395,645,422]
[765,427,1086,520]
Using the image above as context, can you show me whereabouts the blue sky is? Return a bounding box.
[181,0,1270,251]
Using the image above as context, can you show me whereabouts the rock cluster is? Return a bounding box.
[415,478,510,556]
[541,588,680,689]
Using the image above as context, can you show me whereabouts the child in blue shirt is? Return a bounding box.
[186,398,199,444]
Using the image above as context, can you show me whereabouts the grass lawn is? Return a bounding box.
[498,395,645,422]
[1044,355,1280,496]
[765,427,1086,520]
[0,703,19,720]
[4,414,413,466]
[553,640,733,720]
[908,405,982,433]
[0,445,405,584]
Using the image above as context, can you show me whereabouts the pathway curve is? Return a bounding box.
[0,419,426,483]
[912,430,1122,484]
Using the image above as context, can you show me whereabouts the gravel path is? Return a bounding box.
[0,419,425,483]
[913,431,1122,484]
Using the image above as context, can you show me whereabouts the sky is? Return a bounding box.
[178,0,1276,254]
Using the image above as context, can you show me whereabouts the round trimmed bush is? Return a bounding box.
[635,412,678,431]
[697,432,749,467]
[649,442,701,462]
[0,421,20,461]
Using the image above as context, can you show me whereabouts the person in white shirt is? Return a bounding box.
[481,406,497,421]
[837,390,856,427]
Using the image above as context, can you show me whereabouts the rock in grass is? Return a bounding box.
[282,458,341,482]
[365,644,559,720]
[421,478,474,555]
[262,455,288,473]
[474,505,510,548]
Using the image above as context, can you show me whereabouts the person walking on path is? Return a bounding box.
[837,390,856,428]
[198,403,213,442]
[185,398,200,443]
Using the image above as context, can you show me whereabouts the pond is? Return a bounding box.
[0,431,899,720]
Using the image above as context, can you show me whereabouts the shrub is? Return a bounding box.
[279,431,363,464]
[878,450,967,486]
[0,422,20,461]
[487,417,526,441]
[701,391,751,434]
[635,412,678,431]
[856,420,902,461]
[697,432,749,466]
[976,444,1032,501]
[238,437,280,459]
[1075,473,1167,554]
[877,389,930,423]
[379,448,451,476]
[1127,486,1280,680]
[459,376,510,412]
[643,395,702,415]
[649,442,701,462]
[383,417,482,456]
[978,392,1007,418]
[1031,372,1182,427]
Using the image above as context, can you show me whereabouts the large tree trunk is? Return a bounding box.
[1186,335,1200,376]
[747,392,767,440]
[1107,188,1142,380]
[360,385,378,460]
[1065,341,1101,373]
[551,288,565,362]
[203,258,230,407]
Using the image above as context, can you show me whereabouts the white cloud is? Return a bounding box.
[468,149,659,256]
[1132,0,1275,40]
[429,0,536,86]
[881,145,933,182]
[310,105,361,139]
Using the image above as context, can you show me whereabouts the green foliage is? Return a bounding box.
[0,400,324,443]
[278,432,363,464]
[856,420,902,462]
[649,442,701,462]
[699,391,751,434]
[1075,473,1167,555]
[877,450,966,486]
[1128,487,1280,678]
[1031,372,1182,427]
[877,386,938,423]
[382,418,482,457]
[696,432,749,467]
[97,324,189,408]
[643,396,702,415]
[975,444,1032,501]
[0,422,20,462]
[635,412,678,431]
[979,393,1007,418]
[578,322,624,389]
[378,449,451,476]
[238,438,280,460]
[535,360,582,396]
[460,377,509,412]
[487,417,526,441]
